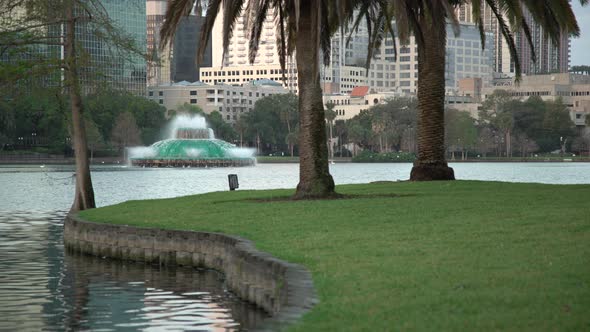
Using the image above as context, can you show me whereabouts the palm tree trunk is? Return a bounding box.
[293,1,335,199]
[410,14,455,181]
[66,2,96,212]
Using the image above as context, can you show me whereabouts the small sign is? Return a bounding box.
[228,174,239,191]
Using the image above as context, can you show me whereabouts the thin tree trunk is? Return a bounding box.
[506,131,511,158]
[329,121,334,159]
[293,1,335,198]
[66,2,96,212]
[410,11,455,181]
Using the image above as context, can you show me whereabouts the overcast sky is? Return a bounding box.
[570,2,590,66]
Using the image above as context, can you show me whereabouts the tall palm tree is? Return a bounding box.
[162,0,585,187]
[354,0,585,180]
[324,101,337,159]
[161,0,359,198]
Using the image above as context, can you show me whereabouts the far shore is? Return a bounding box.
[1,154,589,165]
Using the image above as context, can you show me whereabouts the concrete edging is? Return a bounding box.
[63,214,317,331]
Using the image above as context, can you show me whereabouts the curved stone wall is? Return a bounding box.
[64,214,317,330]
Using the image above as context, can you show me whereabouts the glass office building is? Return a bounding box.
[78,0,147,95]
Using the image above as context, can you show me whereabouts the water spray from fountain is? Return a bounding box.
[128,114,255,167]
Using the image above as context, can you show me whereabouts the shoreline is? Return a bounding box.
[1,157,590,165]
[64,214,317,331]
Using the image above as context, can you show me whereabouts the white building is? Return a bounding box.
[198,2,299,93]
[147,79,290,124]
[322,86,406,120]
[484,73,590,126]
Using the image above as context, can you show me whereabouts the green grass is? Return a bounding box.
[80,181,590,331]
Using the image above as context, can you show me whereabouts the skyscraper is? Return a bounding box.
[85,0,147,94]
[1,0,147,95]
[147,0,211,86]
[457,3,570,75]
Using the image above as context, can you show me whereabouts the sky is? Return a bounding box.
[570,2,590,66]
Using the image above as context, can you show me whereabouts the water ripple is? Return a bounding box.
[0,211,268,331]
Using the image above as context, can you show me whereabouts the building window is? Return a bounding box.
[158,91,163,96]
[148,91,153,96]
[159,99,163,104]
[190,91,197,95]
[190,99,197,104]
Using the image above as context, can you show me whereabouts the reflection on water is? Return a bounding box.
[0,211,267,331]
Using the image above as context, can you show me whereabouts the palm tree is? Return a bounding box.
[162,0,584,187]
[355,0,584,180]
[324,101,337,159]
[161,0,360,198]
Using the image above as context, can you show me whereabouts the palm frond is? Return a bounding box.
[470,0,487,50]
[159,0,195,51]
[274,0,288,82]
[485,0,522,80]
[319,0,331,66]
[220,0,245,67]
[197,0,222,64]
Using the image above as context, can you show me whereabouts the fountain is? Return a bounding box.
[129,115,255,167]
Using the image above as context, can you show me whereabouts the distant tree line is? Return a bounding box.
[0,87,166,157]
[340,92,588,160]
[3,89,588,160]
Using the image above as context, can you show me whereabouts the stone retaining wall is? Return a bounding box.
[64,214,317,331]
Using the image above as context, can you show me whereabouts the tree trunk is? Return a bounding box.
[506,131,511,158]
[293,1,335,199]
[66,2,96,213]
[410,12,455,181]
[329,121,334,159]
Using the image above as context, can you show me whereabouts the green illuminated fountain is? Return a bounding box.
[129,115,255,167]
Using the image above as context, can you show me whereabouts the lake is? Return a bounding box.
[2,162,590,211]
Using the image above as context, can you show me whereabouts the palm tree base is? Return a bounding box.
[410,163,455,181]
[293,177,336,200]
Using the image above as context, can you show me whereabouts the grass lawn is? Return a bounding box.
[80,181,590,331]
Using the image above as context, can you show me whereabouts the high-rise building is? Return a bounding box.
[369,23,494,94]
[1,0,147,94]
[457,3,570,75]
[147,0,211,86]
[204,6,298,92]
[84,0,147,94]
[320,22,371,94]
[171,16,212,83]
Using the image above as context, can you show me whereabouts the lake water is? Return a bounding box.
[1,162,589,331]
[2,162,589,211]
